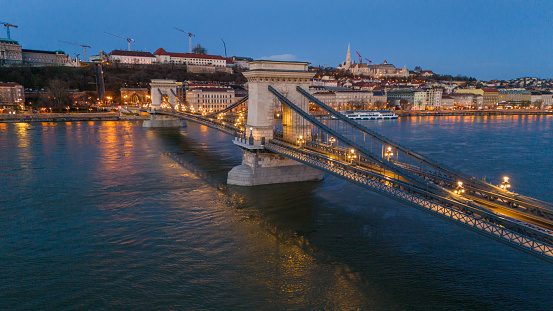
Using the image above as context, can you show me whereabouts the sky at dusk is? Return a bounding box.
[2,0,552,80]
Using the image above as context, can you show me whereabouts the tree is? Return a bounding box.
[374,101,388,109]
[39,79,72,111]
[414,66,422,73]
[192,44,208,55]
[399,99,412,110]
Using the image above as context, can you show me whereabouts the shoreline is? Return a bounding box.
[2,109,552,124]
[0,113,150,123]
[396,109,553,117]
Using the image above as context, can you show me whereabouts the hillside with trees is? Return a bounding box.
[0,63,246,93]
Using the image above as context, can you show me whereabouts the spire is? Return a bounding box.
[345,43,351,70]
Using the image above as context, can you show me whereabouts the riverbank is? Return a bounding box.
[0,112,150,123]
[396,109,553,117]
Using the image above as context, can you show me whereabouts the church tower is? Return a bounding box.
[345,43,351,70]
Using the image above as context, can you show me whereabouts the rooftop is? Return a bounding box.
[110,50,155,57]
[154,48,229,61]
[22,49,67,55]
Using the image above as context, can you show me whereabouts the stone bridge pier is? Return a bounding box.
[143,79,185,128]
[227,60,323,186]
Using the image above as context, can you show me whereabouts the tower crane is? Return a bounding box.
[58,40,91,61]
[174,28,195,53]
[356,51,362,64]
[364,58,372,65]
[104,31,135,51]
[0,21,18,39]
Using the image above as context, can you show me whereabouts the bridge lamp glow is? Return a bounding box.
[454,181,465,194]
[500,176,511,189]
[385,146,394,160]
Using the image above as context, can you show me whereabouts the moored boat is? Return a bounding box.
[343,110,398,120]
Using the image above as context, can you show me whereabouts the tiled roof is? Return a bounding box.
[110,50,155,57]
[190,87,233,92]
[153,48,228,61]
[482,88,498,92]
[0,82,22,87]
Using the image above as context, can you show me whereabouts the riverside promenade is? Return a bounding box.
[0,112,149,123]
[396,109,553,117]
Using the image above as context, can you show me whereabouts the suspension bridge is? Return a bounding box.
[140,61,553,263]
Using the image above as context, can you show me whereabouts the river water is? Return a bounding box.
[1,116,553,310]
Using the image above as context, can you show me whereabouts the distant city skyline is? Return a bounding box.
[3,0,552,80]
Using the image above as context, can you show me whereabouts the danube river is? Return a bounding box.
[1,116,553,310]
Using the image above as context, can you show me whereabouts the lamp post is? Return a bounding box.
[347,148,357,164]
[296,135,305,146]
[454,181,465,195]
[384,146,394,161]
[500,176,511,190]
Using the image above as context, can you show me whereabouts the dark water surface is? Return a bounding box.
[1,116,553,310]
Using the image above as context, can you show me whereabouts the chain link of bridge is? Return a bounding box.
[143,61,553,263]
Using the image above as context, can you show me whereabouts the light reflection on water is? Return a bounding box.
[0,118,552,310]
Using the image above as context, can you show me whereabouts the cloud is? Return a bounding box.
[258,54,298,61]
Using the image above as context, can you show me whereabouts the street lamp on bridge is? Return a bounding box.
[500,176,511,190]
[454,181,465,194]
[348,148,357,164]
[385,146,394,161]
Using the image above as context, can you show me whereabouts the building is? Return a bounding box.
[372,90,387,106]
[154,48,229,67]
[311,88,374,110]
[449,93,477,109]
[482,88,499,108]
[232,56,253,70]
[22,49,70,66]
[312,75,338,87]
[425,88,442,109]
[413,89,426,110]
[109,50,156,64]
[387,89,414,106]
[185,85,236,112]
[454,88,484,97]
[0,82,25,110]
[498,89,531,107]
[530,91,553,109]
[1,38,70,66]
[337,44,409,78]
[441,95,454,109]
[0,38,22,65]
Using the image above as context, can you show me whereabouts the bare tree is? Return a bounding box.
[39,79,72,111]
[192,44,208,55]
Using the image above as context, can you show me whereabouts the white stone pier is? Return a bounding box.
[227,60,323,186]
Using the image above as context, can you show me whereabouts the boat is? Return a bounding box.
[342,110,398,120]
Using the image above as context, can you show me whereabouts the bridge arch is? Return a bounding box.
[150,79,178,110]
[242,61,314,143]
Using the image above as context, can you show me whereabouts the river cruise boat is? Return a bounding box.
[342,110,399,120]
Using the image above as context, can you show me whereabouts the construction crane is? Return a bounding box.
[174,28,195,53]
[104,31,135,51]
[221,39,227,57]
[356,51,363,64]
[364,58,372,65]
[0,21,18,39]
[58,40,91,61]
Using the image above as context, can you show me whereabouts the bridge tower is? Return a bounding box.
[228,60,323,186]
[143,79,185,128]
